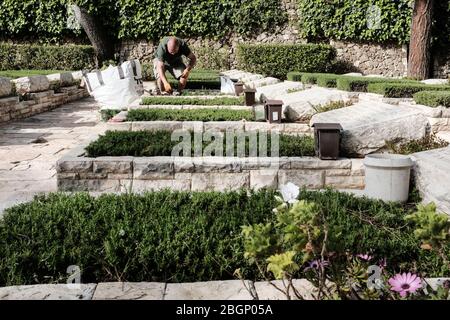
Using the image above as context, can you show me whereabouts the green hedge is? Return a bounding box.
[1,189,447,286]
[84,130,316,158]
[0,43,95,71]
[297,0,412,44]
[236,44,336,79]
[127,109,253,122]
[335,76,419,93]
[368,83,450,98]
[140,96,243,106]
[414,91,450,108]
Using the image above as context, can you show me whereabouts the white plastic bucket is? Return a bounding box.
[364,154,414,203]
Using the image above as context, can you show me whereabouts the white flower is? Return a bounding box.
[119,229,125,237]
[279,182,300,204]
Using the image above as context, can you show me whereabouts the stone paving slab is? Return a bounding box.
[93,282,165,300]
[0,97,104,216]
[164,281,253,300]
[0,284,97,300]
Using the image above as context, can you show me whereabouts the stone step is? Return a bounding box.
[244,77,280,89]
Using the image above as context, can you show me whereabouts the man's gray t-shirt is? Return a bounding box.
[154,37,191,67]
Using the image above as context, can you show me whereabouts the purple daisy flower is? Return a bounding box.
[304,259,329,271]
[388,273,422,298]
[356,253,373,261]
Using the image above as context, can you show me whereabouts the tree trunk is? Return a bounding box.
[407,0,434,80]
[70,4,115,68]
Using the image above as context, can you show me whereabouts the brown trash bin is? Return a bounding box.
[244,88,257,106]
[264,100,283,124]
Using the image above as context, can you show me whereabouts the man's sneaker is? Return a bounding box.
[173,91,181,96]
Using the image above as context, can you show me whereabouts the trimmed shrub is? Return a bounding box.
[336,76,395,92]
[237,44,336,79]
[414,91,450,107]
[190,46,230,71]
[0,43,95,71]
[84,130,316,158]
[287,72,304,82]
[316,74,340,88]
[127,108,253,122]
[368,83,450,98]
[140,96,243,106]
[1,189,447,286]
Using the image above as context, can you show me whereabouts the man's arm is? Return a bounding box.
[181,52,197,79]
[157,60,172,92]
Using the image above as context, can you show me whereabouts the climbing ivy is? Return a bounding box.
[297,0,413,44]
[0,0,287,42]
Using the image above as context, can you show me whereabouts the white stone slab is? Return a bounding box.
[47,72,76,87]
[277,87,351,121]
[254,279,317,300]
[92,282,165,300]
[421,79,449,85]
[245,77,280,89]
[411,146,450,215]
[0,284,96,300]
[256,81,304,103]
[310,101,429,156]
[164,280,253,300]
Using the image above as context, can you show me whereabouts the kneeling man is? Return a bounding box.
[153,36,197,95]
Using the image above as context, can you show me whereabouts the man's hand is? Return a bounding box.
[180,68,191,79]
[163,81,173,93]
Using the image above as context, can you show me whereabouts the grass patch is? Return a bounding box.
[0,70,69,79]
[84,130,316,158]
[313,100,353,113]
[0,188,446,286]
[386,133,449,155]
[141,96,244,106]
[414,90,450,107]
[127,108,254,122]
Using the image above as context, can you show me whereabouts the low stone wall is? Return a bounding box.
[56,136,365,193]
[0,72,89,124]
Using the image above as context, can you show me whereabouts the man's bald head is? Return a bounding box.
[167,37,180,55]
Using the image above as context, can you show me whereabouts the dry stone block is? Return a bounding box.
[107,122,131,131]
[57,178,131,192]
[290,157,352,169]
[203,121,244,132]
[193,157,242,173]
[93,282,165,300]
[0,96,19,107]
[46,72,75,87]
[13,76,50,95]
[250,169,279,190]
[174,157,195,172]
[93,157,133,174]
[191,172,250,191]
[133,157,174,179]
[0,77,14,98]
[0,284,96,300]
[164,280,253,300]
[57,158,93,173]
[278,170,324,189]
[325,175,365,189]
[132,121,182,132]
[132,179,190,192]
[241,157,290,170]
